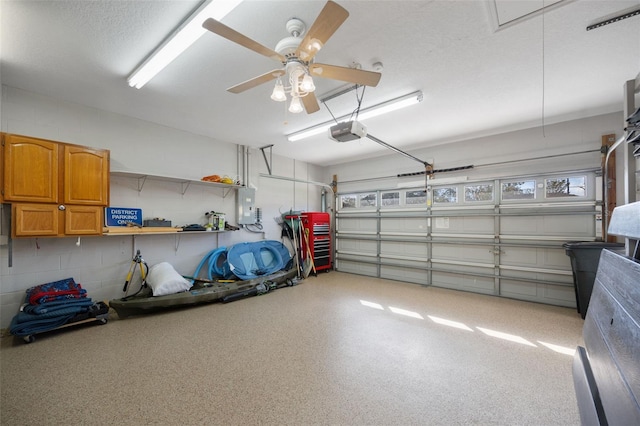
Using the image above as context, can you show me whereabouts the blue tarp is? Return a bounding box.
[10,298,94,337]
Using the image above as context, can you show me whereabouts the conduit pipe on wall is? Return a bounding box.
[258,173,333,192]
[603,134,629,240]
[259,173,334,214]
[321,189,327,212]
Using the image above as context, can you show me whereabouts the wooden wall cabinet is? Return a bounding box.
[3,135,59,203]
[2,133,110,237]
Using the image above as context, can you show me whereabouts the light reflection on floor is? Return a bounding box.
[359,299,576,356]
[360,300,384,310]
[388,306,424,319]
[428,315,474,331]
[538,340,577,356]
[476,326,537,347]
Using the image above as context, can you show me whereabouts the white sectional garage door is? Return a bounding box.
[335,171,599,308]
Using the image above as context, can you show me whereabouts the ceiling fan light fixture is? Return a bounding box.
[300,74,316,93]
[127,0,243,89]
[309,39,323,52]
[289,96,304,113]
[271,78,287,102]
[300,39,323,60]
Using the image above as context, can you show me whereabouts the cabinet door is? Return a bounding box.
[65,205,103,235]
[3,135,59,203]
[13,203,60,237]
[63,145,109,205]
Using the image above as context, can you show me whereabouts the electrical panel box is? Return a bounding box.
[237,187,256,225]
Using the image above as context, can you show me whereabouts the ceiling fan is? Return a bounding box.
[202,0,382,114]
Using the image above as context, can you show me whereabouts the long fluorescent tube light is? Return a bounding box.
[287,91,423,142]
[127,0,243,89]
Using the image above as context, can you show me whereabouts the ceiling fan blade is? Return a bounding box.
[227,69,285,94]
[203,18,286,63]
[310,64,381,87]
[301,92,320,114]
[296,1,349,62]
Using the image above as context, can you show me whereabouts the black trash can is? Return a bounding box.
[563,241,624,318]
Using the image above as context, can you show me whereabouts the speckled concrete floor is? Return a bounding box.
[1,272,584,425]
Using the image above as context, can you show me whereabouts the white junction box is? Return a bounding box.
[237,187,256,225]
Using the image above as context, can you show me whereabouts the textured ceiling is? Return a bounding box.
[1,0,639,167]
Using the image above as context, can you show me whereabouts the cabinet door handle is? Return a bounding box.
[58,205,66,211]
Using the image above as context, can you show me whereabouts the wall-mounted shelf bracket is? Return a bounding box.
[180,181,191,195]
[136,175,148,192]
[260,144,274,175]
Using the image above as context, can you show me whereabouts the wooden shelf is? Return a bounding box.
[110,170,243,196]
[103,227,225,236]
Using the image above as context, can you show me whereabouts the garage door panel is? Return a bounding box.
[433,216,495,235]
[545,249,573,269]
[501,215,593,237]
[336,259,378,276]
[381,265,428,285]
[337,239,377,255]
[381,241,428,259]
[432,271,495,294]
[379,258,429,268]
[432,243,493,264]
[432,263,494,276]
[541,284,575,305]
[501,280,575,306]
[499,268,573,284]
[500,280,538,297]
[337,217,377,233]
[502,246,571,270]
[380,217,428,234]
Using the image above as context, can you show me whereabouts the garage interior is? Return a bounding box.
[1,1,639,424]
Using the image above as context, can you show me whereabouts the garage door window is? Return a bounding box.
[433,187,458,204]
[381,191,401,206]
[406,190,427,205]
[464,184,494,202]
[359,193,377,207]
[502,180,536,201]
[545,176,586,198]
[340,194,357,209]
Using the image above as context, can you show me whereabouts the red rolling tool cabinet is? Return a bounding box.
[301,212,332,271]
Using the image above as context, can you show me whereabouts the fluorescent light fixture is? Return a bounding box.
[287,91,423,142]
[127,0,243,89]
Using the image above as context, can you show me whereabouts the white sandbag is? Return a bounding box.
[146,262,192,297]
